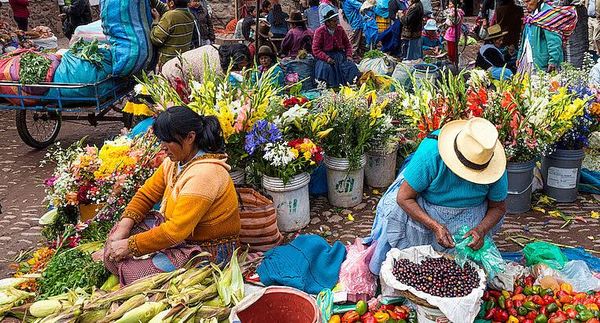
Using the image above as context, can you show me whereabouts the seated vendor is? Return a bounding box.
[104,106,241,285]
[312,10,360,87]
[365,118,508,275]
[255,45,285,86]
[421,19,443,56]
[281,11,314,58]
[475,24,513,78]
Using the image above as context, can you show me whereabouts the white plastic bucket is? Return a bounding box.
[230,168,246,186]
[324,155,366,208]
[416,305,449,323]
[365,144,398,188]
[262,173,311,232]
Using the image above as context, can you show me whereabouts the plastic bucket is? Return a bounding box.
[230,168,246,186]
[230,286,320,323]
[412,63,439,89]
[541,149,585,202]
[324,155,366,208]
[262,173,311,232]
[365,144,398,188]
[416,305,449,323]
[506,161,536,214]
[79,203,105,222]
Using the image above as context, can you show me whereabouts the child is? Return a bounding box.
[421,18,443,55]
[256,45,285,86]
[443,2,464,64]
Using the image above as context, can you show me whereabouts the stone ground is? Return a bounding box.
[0,108,599,278]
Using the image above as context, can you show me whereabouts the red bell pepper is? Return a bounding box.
[361,312,377,323]
[493,309,509,322]
[342,310,360,323]
[565,308,577,319]
[485,308,497,320]
[527,310,540,320]
[532,295,545,306]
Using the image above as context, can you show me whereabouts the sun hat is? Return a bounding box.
[423,19,438,31]
[257,45,276,59]
[256,22,273,38]
[323,9,339,22]
[484,24,508,41]
[438,117,506,184]
[287,10,307,23]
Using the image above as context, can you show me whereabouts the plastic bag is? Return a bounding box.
[523,241,567,270]
[559,260,600,292]
[338,238,377,298]
[489,262,530,292]
[380,246,486,323]
[358,57,396,76]
[453,225,506,280]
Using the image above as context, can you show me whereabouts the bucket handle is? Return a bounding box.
[507,181,534,195]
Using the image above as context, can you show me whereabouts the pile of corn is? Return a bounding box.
[1,250,245,323]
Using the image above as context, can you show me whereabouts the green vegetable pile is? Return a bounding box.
[70,39,105,68]
[363,49,385,59]
[19,52,51,84]
[38,246,108,299]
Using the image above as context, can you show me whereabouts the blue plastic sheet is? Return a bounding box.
[502,246,600,272]
[128,117,154,138]
[579,168,600,194]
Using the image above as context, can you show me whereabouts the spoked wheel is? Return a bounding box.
[15,110,61,149]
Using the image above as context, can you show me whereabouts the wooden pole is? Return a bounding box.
[453,0,459,68]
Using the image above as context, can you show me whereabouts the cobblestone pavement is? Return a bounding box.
[0,108,599,278]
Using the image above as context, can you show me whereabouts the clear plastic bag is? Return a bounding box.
[339,239,377,298]
[453,225,506,279]
[559,261,600,292]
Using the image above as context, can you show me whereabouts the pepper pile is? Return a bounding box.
[329,302,417,323]
[478,275,600,323]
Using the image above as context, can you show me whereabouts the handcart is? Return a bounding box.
[0,77,136,149]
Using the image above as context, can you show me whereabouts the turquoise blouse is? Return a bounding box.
[403,130,508,208]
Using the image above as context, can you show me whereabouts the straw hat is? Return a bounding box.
[423,19,438,31]
[484,24,508,41]
[287,11,307,23]
[323,10,339,22]
[438,118,506,184]
[257,45,276,59]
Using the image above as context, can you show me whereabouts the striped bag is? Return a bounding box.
[100,0,153,76]
[236,188,284,252]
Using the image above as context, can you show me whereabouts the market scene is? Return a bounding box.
[0,0,600,320]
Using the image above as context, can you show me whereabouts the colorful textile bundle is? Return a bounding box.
[100,0,153,76]
[524,4,577,41]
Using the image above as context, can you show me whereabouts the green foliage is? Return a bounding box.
[38,248,108,299]
[41,206,78,242]
[70,39,105,67]
[19,52,51,84]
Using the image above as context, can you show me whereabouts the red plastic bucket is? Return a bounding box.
[232,287,319,323]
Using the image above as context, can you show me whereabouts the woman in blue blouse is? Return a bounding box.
[366,118,508,274]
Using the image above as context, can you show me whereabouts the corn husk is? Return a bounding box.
[28,299,64,317]
[0,277,31,289]
[114,301,167,323]
[99,294,147,323]
[79,308,109,323]
[100,275,119,292]
[148,308,173,323]
[171,305,198,323]
[195,306,230,321]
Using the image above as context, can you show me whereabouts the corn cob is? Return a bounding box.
[79,308,109,323]
[171,305,198,323]
[100,275,119,292]
[28,299,64,317]
[195,306,230,321]
[0,278,31,289]
[148,308,174,323]
[99,294,147,323]
[114,301,167,323]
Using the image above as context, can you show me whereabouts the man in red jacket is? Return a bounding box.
[9,0,29,31]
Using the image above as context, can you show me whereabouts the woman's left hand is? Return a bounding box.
[463,227,485,250]
[108,239,131,262]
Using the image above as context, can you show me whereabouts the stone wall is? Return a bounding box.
[209,0,301,28]
[1,0,64,37]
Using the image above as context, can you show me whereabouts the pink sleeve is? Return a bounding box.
[312,28,330,62]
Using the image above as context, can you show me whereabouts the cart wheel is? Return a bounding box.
[15,110,61,149]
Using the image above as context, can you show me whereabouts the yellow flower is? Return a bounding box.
[290,148,299,158]
[303,151,311,160]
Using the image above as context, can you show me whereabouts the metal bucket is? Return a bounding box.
[230,168,246,186]
[262,173,311,232]
[324,155,366,208]
[365,144,398,188]
[506,161,536,214]
[541,149,585,202]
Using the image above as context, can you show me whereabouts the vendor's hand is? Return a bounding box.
[151,8,161,22]
[327,57,335,64]
[433,223,455,248]
[464,227,485,250]
[107,239,131,262]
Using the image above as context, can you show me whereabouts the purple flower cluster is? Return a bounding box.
[244,120,282,155]
[556,111,595,150]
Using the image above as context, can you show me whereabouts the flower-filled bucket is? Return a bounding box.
[541,149,585,202]
[365,143,398,188]
[262,173,311,232]
[324,155,367,208]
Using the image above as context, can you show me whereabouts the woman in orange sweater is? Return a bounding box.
[103,106,241,285]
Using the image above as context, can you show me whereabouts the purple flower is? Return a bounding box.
[244,120,282,155]
[285,72,299,84]
[44,176,57,187]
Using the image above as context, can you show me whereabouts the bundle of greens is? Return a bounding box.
[19,52,51,84]
[70,39,105,67]
[363,49,385,59]
[38,244,108,299]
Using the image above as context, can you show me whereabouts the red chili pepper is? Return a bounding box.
[485,308,497,320]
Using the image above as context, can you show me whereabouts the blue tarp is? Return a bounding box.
[579,168,600,194]
[502,247,600,272]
